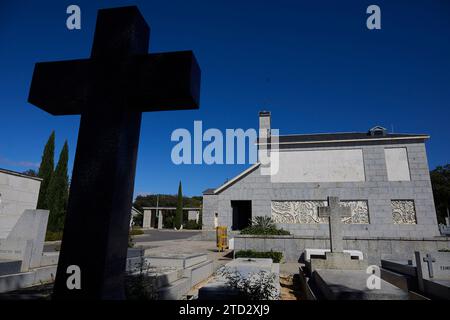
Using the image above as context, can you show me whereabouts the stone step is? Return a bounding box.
[126,252,214,299]
[157,276,191,300]
[40,252,59,267]
[0,259,22,276]
[144,252,207,269]
[127,266,183,289]
[183,259,213,287]
[0,265,56,293]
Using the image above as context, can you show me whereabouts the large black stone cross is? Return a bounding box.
[28,6,200,299]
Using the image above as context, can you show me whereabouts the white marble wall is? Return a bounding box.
[0,171,41,239]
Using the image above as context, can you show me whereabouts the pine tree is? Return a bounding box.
[37,131,55,210]
[47,140,69,232]
[174,181,183,229]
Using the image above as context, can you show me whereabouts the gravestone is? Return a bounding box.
[309,196,367,271]
[415,251,450,299]
[28,6,200,299]
[307,198,408,299]
[318,196,351,253]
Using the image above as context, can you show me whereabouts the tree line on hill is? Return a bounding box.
[430,164,450,224]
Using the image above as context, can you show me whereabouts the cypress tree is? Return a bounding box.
[37,131,55,210]
[174,181,183,229]
[47,140,69,232]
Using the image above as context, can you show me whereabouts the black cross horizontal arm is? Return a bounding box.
[28,51,201,115]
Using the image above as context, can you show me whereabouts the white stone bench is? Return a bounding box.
[305,248,364,261]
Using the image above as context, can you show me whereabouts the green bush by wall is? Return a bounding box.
[234,250,283,263]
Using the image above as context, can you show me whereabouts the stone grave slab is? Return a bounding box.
[313,269,409,300]
[183,259,214,288]
[415,251,450,299]
[381,258,417,277]
[144,252,207,269]
[380,258,418,292]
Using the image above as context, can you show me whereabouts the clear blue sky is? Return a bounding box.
[0,0,449,197]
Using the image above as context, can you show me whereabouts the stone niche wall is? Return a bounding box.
[234,235,450,265]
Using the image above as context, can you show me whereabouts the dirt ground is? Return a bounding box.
[279,274,302,300]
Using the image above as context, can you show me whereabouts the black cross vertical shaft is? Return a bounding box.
[28,6,200,299]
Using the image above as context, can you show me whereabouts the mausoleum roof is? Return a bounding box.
[258,132,429,146]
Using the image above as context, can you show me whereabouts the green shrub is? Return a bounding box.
[125,253,158,300]
[183,219,201,230]
[240,226,290,235]
[217,266,278,300]
[240,216,290,236]
[251,216,275,229]
[235,250,283,263]
[45,230,63,241]
[129,227,144,236]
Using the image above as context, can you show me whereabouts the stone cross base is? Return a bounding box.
[309,252,368,274]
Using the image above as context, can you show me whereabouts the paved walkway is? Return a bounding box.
[133,229,202,242]
[43,229,203,252]
[133,232,232,271]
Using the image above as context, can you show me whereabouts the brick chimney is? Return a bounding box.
[259,111,271,139]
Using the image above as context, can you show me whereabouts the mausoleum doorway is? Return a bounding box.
[231,200,252,231]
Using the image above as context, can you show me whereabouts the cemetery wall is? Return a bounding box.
[234,234,450,265]
[0,169,42,239]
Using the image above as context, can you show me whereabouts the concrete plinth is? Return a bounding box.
[309,252,367,273]
[313,269,409,300]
